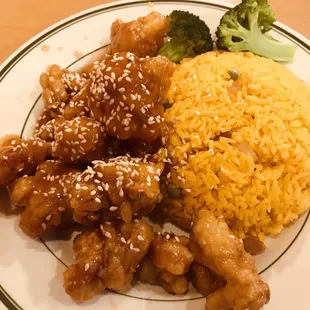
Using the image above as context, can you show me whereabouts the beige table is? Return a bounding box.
[0,0,309,64]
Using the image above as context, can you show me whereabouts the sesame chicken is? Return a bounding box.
[110,12,170,57]
[158,272,189,295]
[150,232,193,276]
[190,209,270,310]
[136,255,159,285]
[34,108,61,137]
[137,232,192,295]
[88,52,175,141]
[0,135,48,186]
[51,116,107,163]
[69,156,164,223]
[9,175,35,207]
[189,262,225,297]
[18,160,81,238]
[63,219,153,302]
[63,82,91,120]
[34,116,65,143]
[40,65,87,113]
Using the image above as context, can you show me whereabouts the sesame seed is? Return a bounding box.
[97,172,103,178]
[33,191,39,195]
[137,235,144,241]
[121,237,126,244]
[58,207,65,211]
[130,243,134,250]
[119,189,124,197]
[95,197,101,203]
[42,223,46,230]
[75,183,81,190]
[132,248,140,252]
[2,156,8,160]
[46,215,52,221]
[175,236,180,242]
[90,190,96,196]
[84,264,90,271]
[118,88,125,93]
[185,189,192,193]
[104,183,109,191]
[110,206,118,211]
[105,231,112,239]
[166,234,170,240]
[229,235,235,239]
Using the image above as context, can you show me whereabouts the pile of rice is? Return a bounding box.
[164,51,310,239]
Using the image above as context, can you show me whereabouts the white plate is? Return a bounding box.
[0,0,310,309]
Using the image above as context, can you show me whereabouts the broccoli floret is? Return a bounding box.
[158,10,213,63]
[216,0,296,62]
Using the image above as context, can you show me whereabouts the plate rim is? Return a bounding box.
[1,0,310,309]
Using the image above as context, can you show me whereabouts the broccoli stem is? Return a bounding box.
[230,23,297,62]
[158,38,188,63]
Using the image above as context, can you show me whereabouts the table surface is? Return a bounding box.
[0,0,309,64]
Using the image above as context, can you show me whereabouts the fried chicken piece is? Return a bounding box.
[190,209,270,310]
[63,82,91,120]
[137,255,189,295]
[40,65,87,112]
[136,232,192,295]
[34,108,60,137]
[35,115,107,164]
[150,232,193,275]
[51,116,107,163]
[9,176,34,207]
[0,135,48,186]
[69,156,164,223]
[110,12,170,57]
[136,255,159,285]
[88,52,175,141]
[18,160,81,238]
[34,115,65,143]
[72,209,104,226]
[122,138,162,157]
[189,263,225,297]
[64,219,153,302]
[158,272,189,295]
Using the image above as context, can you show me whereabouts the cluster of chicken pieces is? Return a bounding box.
[0,11,270,310]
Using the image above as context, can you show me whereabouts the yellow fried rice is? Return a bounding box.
[164,51,310,239]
